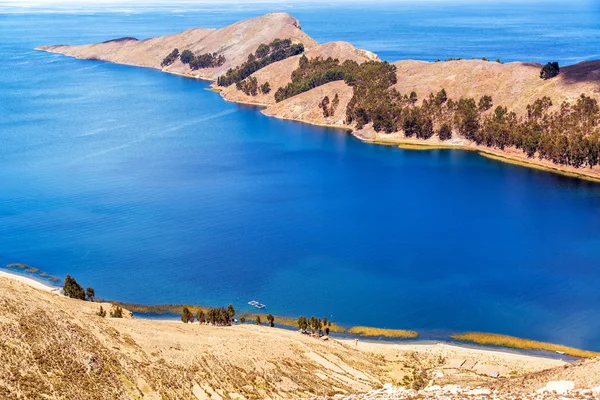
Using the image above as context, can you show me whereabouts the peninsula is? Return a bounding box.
[37,12,600,181]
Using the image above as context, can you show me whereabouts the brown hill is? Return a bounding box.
[38,12,317,80]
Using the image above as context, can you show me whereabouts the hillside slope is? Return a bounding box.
[2,276,600,399]
[392,59,600,114]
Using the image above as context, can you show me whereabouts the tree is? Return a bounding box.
[255,43,270,58]
[97,306,106,318]
[237,76,259,96]
[297,316,308,331]
[161,48,179,67]
[85,287,95,302]
[331,93,340,113]
[181,307,192,323]
[197,309,205,324]
[63,275,85,300]
[409,91,418,105]
[260,81,271,94]
[266,314,275,327]
[227,304,236,320]
[299,54,309,68]
[319,96,331,117]
[180,50,194,64]
[438,124,452,141]
[454,98,480,141]
[217,39,304,87]
[255,315,262,325]
[540,62,560,80]
[435,88,447,105]
[189,53,226,70]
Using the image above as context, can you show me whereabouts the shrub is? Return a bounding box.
[97,306,106,318]
[110,305,123,318]
[255,315,262,325]
[85,287,95,301]
[267,314,275,327]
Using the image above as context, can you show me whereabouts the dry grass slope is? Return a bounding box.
[0,278,390,399]
[2,276,600,399]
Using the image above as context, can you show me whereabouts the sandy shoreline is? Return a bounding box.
[353,132,600,183]
[0,270,62,294]
[222,91,600,183]
[0,269,587,364]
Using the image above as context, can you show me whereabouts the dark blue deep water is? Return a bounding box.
[2,2,600,349]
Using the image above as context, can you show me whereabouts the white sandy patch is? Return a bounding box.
[0,270,61,295]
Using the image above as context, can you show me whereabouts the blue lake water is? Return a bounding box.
[2,2,600,349]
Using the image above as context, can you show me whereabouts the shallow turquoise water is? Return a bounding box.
[2,2,600,349]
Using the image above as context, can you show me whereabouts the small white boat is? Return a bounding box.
[248,300,266,309]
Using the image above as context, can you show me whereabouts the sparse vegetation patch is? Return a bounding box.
[348,326,419,339]
[452,332,600,358]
